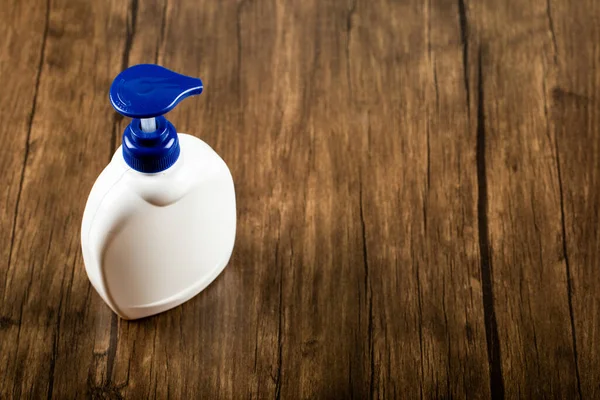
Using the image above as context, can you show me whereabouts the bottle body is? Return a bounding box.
[81,134,236,319]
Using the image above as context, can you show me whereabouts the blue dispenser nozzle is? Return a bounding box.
[109,64,203,173]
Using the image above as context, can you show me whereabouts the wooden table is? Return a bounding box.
[1,0,599,398]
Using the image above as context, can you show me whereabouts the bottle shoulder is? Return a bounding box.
[89,133,232,205]
[82,133,235,242]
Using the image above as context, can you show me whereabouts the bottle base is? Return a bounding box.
[108,262,228,320]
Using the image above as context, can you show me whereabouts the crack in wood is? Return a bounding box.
[110,0,139,158]
[236,0,249,106]
[155,0,169,64]
[105,314,119,386]
[346,0,357,96]
[359,178,374,400]
[413,239,425,400]
[3,0,51,303]
[476,47,505,400]
[554,115,583,400]
[546,0,558,65]
[457,0,470,114]
[46,270,66,400]
[274,219,283,400]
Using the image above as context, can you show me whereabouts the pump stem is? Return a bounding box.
[141,118,157,133]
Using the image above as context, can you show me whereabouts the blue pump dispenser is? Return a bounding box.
[109,64,203,173]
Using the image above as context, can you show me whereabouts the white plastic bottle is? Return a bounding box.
[81,64,236,320]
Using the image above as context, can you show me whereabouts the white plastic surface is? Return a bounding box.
[81,134,236,320]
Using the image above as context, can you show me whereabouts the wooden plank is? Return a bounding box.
[0,0,48,395]
[0,0,130,397]
[467,0,582,397]
[550,0,600,397]
[347,0,491,397]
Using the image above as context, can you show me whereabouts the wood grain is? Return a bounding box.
[0,0,599,398]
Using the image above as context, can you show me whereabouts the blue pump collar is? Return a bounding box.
[122,116,180,173]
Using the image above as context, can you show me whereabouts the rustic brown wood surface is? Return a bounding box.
[1,0,599,398]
